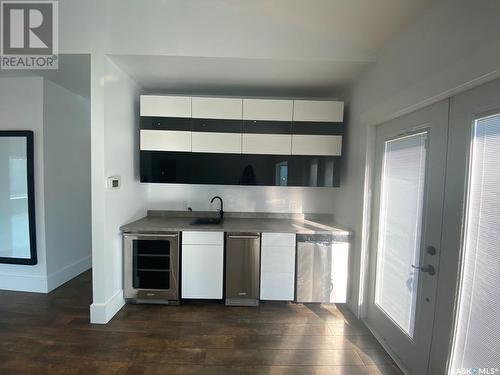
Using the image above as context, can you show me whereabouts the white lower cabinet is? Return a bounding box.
[260,233,296,301]
[181,231,224,299]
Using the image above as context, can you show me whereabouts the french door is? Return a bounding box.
[444,78,500,374]
[367,100,449,374]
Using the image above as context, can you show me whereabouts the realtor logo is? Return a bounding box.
[1,0,58,69]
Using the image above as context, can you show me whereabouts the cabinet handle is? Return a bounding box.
[228,235,260,240]
[125,233,179,238]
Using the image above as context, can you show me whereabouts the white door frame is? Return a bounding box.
[356,77,500,375]
[429,78,500,375]
[367,100,449,375]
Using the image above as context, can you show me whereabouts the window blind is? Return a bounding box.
[450,113,500,372]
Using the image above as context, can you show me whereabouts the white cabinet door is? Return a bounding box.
[242,134,292,155]
[181,231,224,299]
[181,244,224,299]
[192,132,242,154]
[192,97,243,119]
[260,233,296,301]
[140,129,191,152]
[293,100,344,122]
[291,134,342,156]
[243,99,293,121]
[140,95,191,118]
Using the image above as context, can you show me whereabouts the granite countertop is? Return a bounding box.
[121,211,351,236]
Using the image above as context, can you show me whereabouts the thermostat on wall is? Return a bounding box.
[107,175,121,190]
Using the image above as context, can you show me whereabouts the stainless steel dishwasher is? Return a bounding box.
[225,232,260,306]
[296,233,349,303]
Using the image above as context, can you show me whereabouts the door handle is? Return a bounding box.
[411,264,436,275]
[228,235,260,239]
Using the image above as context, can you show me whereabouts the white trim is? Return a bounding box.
[0,272,48,293]
[46,256,92,292]
[90,289,125,324]
[355,124,377,319]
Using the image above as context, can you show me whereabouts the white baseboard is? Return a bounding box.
[90,289,125,324]
[47,255,92,292]
[0,273,48,293]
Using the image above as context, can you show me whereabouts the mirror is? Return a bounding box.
[0,131,37,265]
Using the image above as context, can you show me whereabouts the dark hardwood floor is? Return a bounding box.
[0,271,402,374]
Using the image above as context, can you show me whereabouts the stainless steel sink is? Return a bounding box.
[190,217,223,225]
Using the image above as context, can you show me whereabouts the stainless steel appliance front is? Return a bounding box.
[124,233,179,304]
[296,234,348,303]
[225,232,260,306]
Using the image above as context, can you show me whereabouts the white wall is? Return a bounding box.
[0,76,92,293]
[90,58,147,324]
[0,77,48,292]
[147,185,334,214]
[336,0,500,317]
[43,79,92,291]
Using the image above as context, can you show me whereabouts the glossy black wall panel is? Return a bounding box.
[141,151,242,185]
[142,151,341,187]
[187,152,242,185]
[141,151,192,183]
[241,155,340,187]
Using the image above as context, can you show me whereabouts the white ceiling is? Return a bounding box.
[104,0,432,95]
[109,55,371,98]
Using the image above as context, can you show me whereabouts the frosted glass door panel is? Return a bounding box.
[0,132,36,265]
[450,113,500,371]
[375,131,428,337]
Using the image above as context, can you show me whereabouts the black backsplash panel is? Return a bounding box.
[141,151,340,187]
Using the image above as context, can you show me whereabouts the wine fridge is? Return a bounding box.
[124,232,179,304]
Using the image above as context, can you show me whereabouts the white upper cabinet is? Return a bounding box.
[140,129,191,152]
[242,134,292,155]
[293,100,344,122]
[243,99,293,121]
[292,134,342,156]
[192,97,243,120]
[192,132,242,154]
[140,95,191,118]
